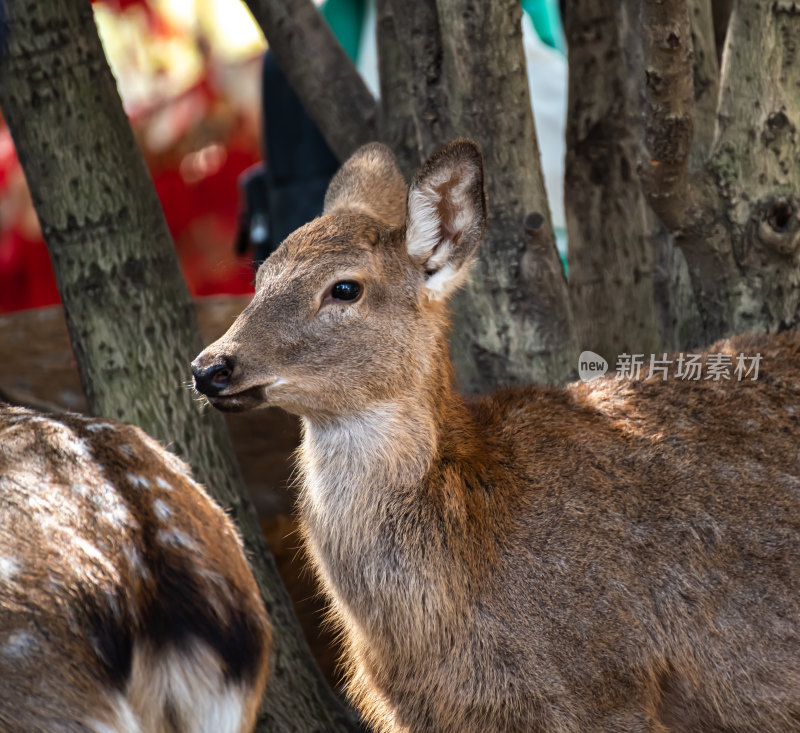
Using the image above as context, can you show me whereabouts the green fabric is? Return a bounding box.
[322,0,565,61]
[521,0,566,54]
[320,0,367,62]
[555,228,568,276]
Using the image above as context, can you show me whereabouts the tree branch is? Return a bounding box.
[374,2,417,176]
[640,0,699,231]
[243,0,378,161]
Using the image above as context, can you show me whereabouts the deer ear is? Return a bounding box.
[323,142,407,228]
[405,139,487,301]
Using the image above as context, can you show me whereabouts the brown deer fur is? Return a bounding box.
[0,406,271,733]
[193,140,800,732]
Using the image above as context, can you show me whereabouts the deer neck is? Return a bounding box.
[300,395,443,503]
[296,354,485,653]
[297,352,474,539]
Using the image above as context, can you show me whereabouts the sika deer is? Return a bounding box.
[0,405,271,733]
[192,140,800,732]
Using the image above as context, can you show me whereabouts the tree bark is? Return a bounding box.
[641,0,699,232]
[242,0,377,162]
[711,0,734,62]
[564,0,661,364]
[687,0,719,165]
[640,0,800,342]
[375,0,453,177]
[708,0,800,332]
[0,2,357,730]
[435,0,578,390]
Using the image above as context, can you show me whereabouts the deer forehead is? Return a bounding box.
[257,214,393,289]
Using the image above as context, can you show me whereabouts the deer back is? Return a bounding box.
[0,405,271,733]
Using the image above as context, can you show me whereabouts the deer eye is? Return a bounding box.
[330,281,362,302]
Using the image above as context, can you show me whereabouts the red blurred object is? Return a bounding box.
[154,139,259,298]
[0,228,61,314]
[90,0,154,18]
[90,0,162,32]
[0,126,61,313]
[0,57,260,314]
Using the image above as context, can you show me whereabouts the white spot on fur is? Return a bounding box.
[28,417,94,463]
[90,482,136,530]
[99,505,134,531]
[86,694,142,733]
[0,556,20,581]
[24,416,53,425]
[85,422,115,433]
[72,482,90,498]
[2,631,37,659]
[120,444,137,460]
[63,435,92,462]
[152,498,171,521]
[127,473,151,490]
[126,640,252,733]
[74,536,116,576]
[157,528,200,552]
[155,476,173,492]
[123,543,150,581]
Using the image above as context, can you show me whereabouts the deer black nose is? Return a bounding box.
[192,357,234,397]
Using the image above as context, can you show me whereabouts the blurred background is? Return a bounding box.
[0,0,266,314]
[0,0,568,315]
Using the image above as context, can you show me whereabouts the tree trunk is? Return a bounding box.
[707,0,800,332]
[687,0,719,165]
[378,0,580,387]
[564,0,661,364]
[641,0,800,343]
[0,2,357,730]
[375,0,452,178]
[435,0,578,390]
[563,0,710,360]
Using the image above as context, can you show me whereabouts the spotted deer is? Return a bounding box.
[192,139,800,732]
[0,405,271,733]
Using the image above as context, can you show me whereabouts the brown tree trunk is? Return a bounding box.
[380,0,581,389]
[375,0,452,178]
[0,2,357,730]
[563,0,711,360]
[431,0,579,389]
[564,0,661,364]
[641,0,800,343]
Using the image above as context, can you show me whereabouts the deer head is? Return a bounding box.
[192,140,487,418]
